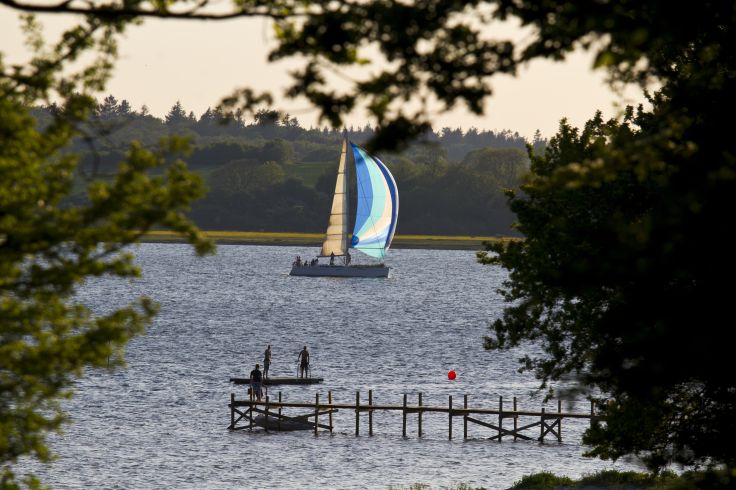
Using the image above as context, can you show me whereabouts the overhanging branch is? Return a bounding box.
[0,0,293,20]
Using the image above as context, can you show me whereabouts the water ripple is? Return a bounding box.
[18,244,642,489]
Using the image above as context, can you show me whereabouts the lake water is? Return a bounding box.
[18,244,642,489]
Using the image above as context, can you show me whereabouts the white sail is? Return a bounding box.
[320,138,349,256]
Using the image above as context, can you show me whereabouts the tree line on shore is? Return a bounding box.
[33,97,541,236]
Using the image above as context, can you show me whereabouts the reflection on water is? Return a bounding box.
[18,244,642,489]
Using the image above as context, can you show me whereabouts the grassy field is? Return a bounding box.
[142,230,515,250]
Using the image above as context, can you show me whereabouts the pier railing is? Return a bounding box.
[228,390,599,442]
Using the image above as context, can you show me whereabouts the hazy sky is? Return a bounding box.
[1,9,646,139]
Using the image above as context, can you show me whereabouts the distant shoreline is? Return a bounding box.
[142,230,516,251]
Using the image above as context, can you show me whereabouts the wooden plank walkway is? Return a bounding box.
[229,376,323,386]
[228,391,599,442]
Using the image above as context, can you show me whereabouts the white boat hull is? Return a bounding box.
[290,264,389,278]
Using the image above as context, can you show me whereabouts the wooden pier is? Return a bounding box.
[228,391,598,442]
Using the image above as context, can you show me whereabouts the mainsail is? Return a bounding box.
[350,143,399,259]
[320,139,350,256]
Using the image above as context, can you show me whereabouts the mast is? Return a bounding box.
[343,130,350,258]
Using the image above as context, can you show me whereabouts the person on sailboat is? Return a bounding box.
[329,252,335,266]
[297,346,310,378]
[249,363,263,401]
[263,345,272,379]
[345,251,351,266]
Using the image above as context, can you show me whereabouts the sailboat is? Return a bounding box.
[289,136,398,278]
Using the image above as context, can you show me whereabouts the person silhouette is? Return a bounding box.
[297,346,310,378]
[263,344,272,379]
[249,363,263,401]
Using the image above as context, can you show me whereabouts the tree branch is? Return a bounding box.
[0,0,292,20]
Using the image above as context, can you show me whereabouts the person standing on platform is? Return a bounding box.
[297,346,310,378]
[263,344,272,379]
[249,363,263,401]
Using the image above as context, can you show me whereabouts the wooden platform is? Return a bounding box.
[229,390,599,441]
[229,376,323,386]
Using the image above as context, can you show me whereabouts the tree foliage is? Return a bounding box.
[0,0,615,150]
[0,13,212,489]
[461,147,528,189]
[480,0,736,470]
[209,159,285,194]
[2,0,732,149]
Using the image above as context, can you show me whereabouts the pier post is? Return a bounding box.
[463,394,468,440]
[558,399,562,442]
[369,390,373,436]
[498,396,503,442]
[418,393,423,438]
[230,393,235,430]
[540,407,545,443]
[247,384,254,431]
[355,391,360,436]
[590,400,595,428]
[278,392,282,432]
[402,394,407,437]
[448,395,453,440]
[328,391,333,433]
[265,395,270,433]
[314,392,319,436]
[513,397,518,441]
